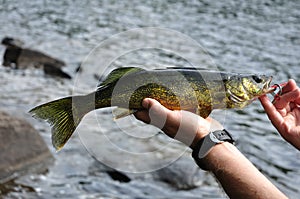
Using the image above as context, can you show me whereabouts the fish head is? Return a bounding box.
[225,74,273,105]
[241,75,273,98]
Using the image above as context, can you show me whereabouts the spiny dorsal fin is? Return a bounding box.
[163,67,212,71]
[98,67,145,87]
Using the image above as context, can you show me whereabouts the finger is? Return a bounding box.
[134,98,167,124]
[259,95,284,127]
[142,98,170,115]
[134,110,151,124]
[142,98,161,109]
[142,98,169,129]
[295,89,300,105]
[290,102,300,112]
[282,79,298,94]
[275,89,300,109]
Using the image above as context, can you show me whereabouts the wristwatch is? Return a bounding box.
[192,129,234,170]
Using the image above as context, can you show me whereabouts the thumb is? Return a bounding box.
[142,98,169,129]
[142,98,167,111]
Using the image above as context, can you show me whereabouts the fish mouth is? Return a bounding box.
[263,76,274,94]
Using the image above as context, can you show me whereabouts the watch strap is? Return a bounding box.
[192,129,234,170]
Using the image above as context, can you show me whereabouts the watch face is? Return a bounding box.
[192,130,234,159]
[212,129,234,144]
[210,131,224,143]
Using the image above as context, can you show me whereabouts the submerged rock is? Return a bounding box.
[89,160,131,183]
[0,111,53,182]
[154,156,204,190]
[1,37,71,79]
[43,63,72,79]
[1,37,65,69]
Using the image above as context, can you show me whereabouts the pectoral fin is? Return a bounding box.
[195,106,211,118]
[113,108,136,120]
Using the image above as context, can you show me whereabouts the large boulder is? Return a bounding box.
[0,111,52,182]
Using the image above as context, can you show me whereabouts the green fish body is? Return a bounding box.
[30,67,273,150]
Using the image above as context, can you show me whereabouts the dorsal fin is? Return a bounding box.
[98,67,145,87]
[161,67,211,71]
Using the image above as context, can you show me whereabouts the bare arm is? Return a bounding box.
[203,142,287,198]
[135,98,287,198]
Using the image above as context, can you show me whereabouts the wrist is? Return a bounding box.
[190,118,224,149]
[191,129,235,170]
[190,132,206,150]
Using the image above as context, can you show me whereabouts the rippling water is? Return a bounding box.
[0,0,300,198]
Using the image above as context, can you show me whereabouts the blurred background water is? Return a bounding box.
[0,0,300,198]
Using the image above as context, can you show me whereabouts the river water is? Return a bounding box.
[0,0,300,198]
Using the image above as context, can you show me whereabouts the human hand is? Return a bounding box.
[134,98,223,149]
[259,79,300,150]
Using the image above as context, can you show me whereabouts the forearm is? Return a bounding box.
[135,98,289,198]
[200,142,287,199]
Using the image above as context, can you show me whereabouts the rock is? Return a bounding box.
[154,156,204,190]
[43,63,72,79]
[1,38,72,79]
[17,48,65,69]
[1,37,24,48]
[89,161,131,183]
[106,170,131,183]
[1,37,66,72]
[0,111,53,182]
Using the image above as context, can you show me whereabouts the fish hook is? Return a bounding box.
[271,84,283,104]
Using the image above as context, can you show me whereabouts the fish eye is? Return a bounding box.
[252,75,263,83]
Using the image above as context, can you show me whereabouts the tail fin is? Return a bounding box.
[29,96,88,151]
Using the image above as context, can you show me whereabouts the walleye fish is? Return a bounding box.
[29,67,274,150]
